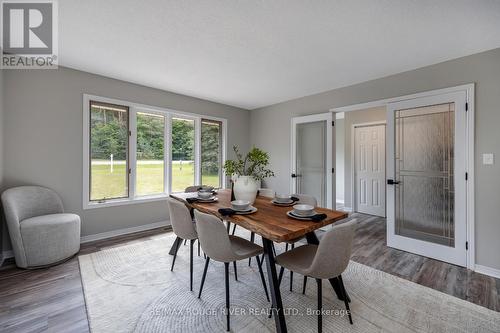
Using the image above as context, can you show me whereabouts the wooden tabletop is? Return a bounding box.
[170,189,348,243]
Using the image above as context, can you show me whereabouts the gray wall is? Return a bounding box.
[250,47,500,270]
[335,117,344,203]
[343,107,386,208]
[2,67,250,241]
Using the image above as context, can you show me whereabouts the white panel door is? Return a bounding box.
[355,125,386,216]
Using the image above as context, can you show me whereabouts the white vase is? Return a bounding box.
[232,175,260,205]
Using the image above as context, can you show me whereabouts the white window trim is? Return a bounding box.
[82,94,227,210]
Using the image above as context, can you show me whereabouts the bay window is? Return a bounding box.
[83,95,226,209]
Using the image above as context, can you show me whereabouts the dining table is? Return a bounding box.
[169,189,348,333]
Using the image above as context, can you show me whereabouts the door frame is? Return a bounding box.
[330,83,475,270]
[351,121,387,216]
[290,112,334,209]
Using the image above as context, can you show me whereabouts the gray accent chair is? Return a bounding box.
[194,209,270,332]
[285,193,318,292]
[1,186,81,269]
[166,198,200,291]
[276,219,357,332]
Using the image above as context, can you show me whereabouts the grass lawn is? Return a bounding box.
[91,161,219,200]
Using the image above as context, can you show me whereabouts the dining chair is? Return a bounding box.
[166,198,199,291]
[194,209,270,332]
[283,193,318,292]
[276,219,357,332]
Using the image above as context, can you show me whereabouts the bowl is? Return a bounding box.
[231,200,251,211]
[292,204,315,216]
[274,194,292,203]
[198,190,213,199]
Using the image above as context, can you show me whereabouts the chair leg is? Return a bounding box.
[256,255,270,302]
[248,232,255,266]
[278,266,285,286]
[197,240,200,257]
[271,243,277,256]
[317,278,323,333]
[231,224,237,235]
[225,262,230,332]
[170,237,182,271]
[302,276,308,294]
[198,257,210,298]
[184,239,187,245]
[190,239,194,291]
[338,275,353,324]
[289,244,295,291]
[233,261,238,281]
[285,243,289,251]
[226,221,231,233]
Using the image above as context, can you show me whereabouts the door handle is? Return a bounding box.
[387,179,400,185]
[291,173,302,178]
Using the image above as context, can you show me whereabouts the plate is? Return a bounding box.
[235,206,258,215]
[197,196,218,203]
[271,200,295,206]
[286,210,318,220]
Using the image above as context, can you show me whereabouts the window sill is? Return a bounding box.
[83,194,170,210]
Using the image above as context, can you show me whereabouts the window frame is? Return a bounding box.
[83,94,227,209]
[201,118,224,188]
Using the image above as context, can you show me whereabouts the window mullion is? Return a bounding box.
[129,108,137,198]
[194,117,202,186]
[166,114,172,194]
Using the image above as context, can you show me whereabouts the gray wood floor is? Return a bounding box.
[1,214,498,332]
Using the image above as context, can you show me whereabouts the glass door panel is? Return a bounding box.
[171,117,195,192]
[395,103,455,246]
[296,121,327,207]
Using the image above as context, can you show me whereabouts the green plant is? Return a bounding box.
[223,146,275,181]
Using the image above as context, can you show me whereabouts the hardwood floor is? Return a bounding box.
[1,215,499,332]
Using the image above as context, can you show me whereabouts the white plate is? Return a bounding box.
[235,206,258,215]
[197,196,218,202]
[271,199,294,205]
[286,211,318,220]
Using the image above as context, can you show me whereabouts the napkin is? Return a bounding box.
[218,208,237,216]
[311,213,327,222]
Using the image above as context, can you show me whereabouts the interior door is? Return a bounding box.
[387,91,467,266]
[291,113,334,208]
[355,124,386,217]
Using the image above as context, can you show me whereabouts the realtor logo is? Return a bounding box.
[1,0,58,69]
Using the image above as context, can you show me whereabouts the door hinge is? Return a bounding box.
[465,172,468,180]
[332,167,335,173]
[332,121,335,126]
[465,102,469,111]
[128,130,132,136]
[128,168,131,174]
[466,241,469,250]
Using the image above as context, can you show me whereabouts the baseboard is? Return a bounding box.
[475,264,500,279]
[80,220,171,243]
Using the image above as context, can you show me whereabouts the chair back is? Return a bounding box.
[258,188,275,198]
[292,193,317,207]
[194,209,234,262]
[184,185,202,193]
[166,198,197,240]
[1,186,64,224]
[307,219,357,279]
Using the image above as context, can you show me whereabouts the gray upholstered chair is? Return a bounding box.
[194,209,269,332]
[284,193,318,292]
[276,219,357,332]
[166,198,200,291]
[1,186,81,269]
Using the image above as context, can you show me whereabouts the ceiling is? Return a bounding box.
[60,1,500,110]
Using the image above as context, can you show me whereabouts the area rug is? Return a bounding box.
[79,232,500,332]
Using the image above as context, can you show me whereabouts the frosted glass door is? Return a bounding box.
[387,91,467,267]
[296,121,327,207]
[291,113,334,209]
[395,103,455,246]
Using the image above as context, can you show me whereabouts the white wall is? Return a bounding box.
[2,67,250,241]
[250,47,500,271]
